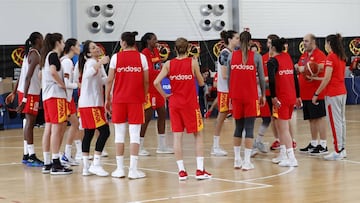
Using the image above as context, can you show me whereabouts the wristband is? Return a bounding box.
[314,93,319,97]
[22,97,27,103]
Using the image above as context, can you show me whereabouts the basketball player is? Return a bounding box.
[139,32,172,156]
[60,38,82,165]
[250,41,271,156]
[105,31,149,179]
[268,38,301,167]
[78,40,110,176]
[296,34,328,155]
[311,34,347,161]
[5,32,44,167]
[229,31,266,171]
[262,34,281,151]
[211,30,240,156]
[154,37,212,181]
[40,33,72,174]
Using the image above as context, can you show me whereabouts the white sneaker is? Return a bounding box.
[272,154,285,164]
[242,161,255,171]
[253,140,269,153]
[139,148,150,156]
[61,154,80,166]
[211,147,228,156]
[234,159,242,169]
[88,165,109,177]
[342,150,347,158]
[111,168,125,178]
[128,169,146,179]
[75,152,82,160]
[278,158,298,167]
[82,166,91,176]
[251,148,258,157]
[101,150,109,157]
[324,151,345,161]
[156,147,174,154]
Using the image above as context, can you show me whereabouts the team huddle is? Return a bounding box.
[6,29,347,181]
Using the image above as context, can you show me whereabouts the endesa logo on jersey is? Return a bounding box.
[231,64,255,71]
[278,69,293,75]
[169,74,193,80]
[116,66,142,73]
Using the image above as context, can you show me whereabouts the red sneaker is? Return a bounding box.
[270,140,280,150]
[204,110,212,119]
[178,170,188,181]
[195,169,212,180]
[292,140,297,150]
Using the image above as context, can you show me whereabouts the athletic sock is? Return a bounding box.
[65,144,72,158]
[234,146,241,160]
[196,157,204,171]
[176,160,185,172]
[213,135,220,148]
[310,140,318,147]
[27,144,35,156]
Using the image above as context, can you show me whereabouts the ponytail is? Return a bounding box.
[63,38,78,55]
[24,32,42,56]
[220,30,237,45]
[121,31,138,47]
[140,32,155,51]
[239,31,251,64]
[78,40,92,76]
[326,33,346,61]
[40,33,63,67]
[271,38,287,53]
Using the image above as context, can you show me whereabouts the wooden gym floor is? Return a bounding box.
[0,105,359,203]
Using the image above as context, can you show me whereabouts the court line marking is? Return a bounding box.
[0,162,21,166]
[128,185,271,203]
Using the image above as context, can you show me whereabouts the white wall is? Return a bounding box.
[0,0,72,45]
[75,0,232,42]
[0,0,359,44]
[238,0,360,38]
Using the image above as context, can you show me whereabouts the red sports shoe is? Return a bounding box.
[204,110,212,119]
[178,170,188,181]
[270,140,280,150]
[195,169,212,180]
[292,140,297,150]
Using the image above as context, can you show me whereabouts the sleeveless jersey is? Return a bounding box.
[168,57,198,109]
[274,52,296,104]
[229,50,257,102]
[17,49,41,95]
[42,51,66,101]
[112,50,145,103]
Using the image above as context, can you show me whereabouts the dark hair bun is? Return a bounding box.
[132,31,138,37]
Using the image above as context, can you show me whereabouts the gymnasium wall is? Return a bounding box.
[238,0,360,38]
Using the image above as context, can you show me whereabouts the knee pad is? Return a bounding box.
[114,123,126,143]
[129,124,141,144]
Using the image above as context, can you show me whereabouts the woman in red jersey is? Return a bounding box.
[312,34,347,161]
[106,31,149,179]
[229,31,266,171]
[268,38,301,167]
[154,37,211,181]
[138,32,172,156]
